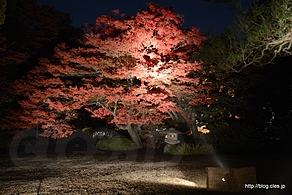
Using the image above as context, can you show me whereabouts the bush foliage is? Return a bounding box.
[208,121,265,153]
[167,143,216,155]
[96,137,137,151]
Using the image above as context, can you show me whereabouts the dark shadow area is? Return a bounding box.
[65,137,88,157]
[0,167,62,181]
[0,163,65,194]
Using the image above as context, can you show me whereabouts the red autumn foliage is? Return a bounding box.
[10,3,213,146]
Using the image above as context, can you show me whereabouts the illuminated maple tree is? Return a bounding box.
[11,3,213,148]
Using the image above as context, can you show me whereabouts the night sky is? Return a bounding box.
[36,0,256,35]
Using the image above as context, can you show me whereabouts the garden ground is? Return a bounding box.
[0,149,291,195]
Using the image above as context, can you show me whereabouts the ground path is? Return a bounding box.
[0,149,291,194]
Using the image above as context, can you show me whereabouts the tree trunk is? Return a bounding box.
[115,123,143,149]
[191,112,199,140]
[127,125,143,149]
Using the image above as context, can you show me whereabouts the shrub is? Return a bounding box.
[96,137,137,151]
[0,131,11,149]
[167,143,216,155]
[209,121,265,153]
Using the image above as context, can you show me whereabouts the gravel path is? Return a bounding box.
[0,150,291,195]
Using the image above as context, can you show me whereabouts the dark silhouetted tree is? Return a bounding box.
[1,0,80,55]
[195,0,292,72]
[0,0,6,25]
[0,34,28,131]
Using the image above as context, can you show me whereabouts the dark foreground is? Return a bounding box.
[0,149,291,195]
